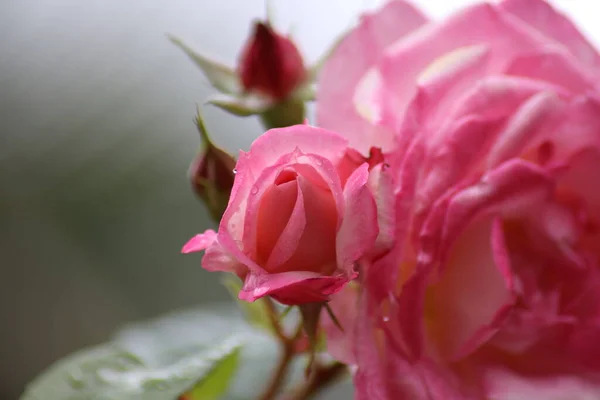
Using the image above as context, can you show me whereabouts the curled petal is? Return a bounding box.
[486,90,564,168]
[239,271,355,305]
[182,230,243,275]
[336,163,378,269]
[243,151,300,262]
[181,230,217,253]
[244,124,348,178]
[367,162,396,258]
[263,179,306,270]
[440,159,556,260]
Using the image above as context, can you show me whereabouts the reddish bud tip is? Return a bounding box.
[238,21,306,100]
[189,144,236,222]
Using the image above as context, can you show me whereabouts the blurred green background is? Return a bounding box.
[0,0,589,398]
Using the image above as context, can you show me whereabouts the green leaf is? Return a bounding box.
[19,307,275,400]
[168,35,240,95]
[19,305,348,400]
[177,346,240,400]
[221,275,273,334]
[207,93,271,117]
[21,335,242,400]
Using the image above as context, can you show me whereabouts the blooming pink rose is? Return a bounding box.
[319,0,600,398]
[182,124,380,305]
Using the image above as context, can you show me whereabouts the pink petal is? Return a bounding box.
[500,0,600,72]
[484,368,600,400]
[365,137,425,301]
[241,151,300,262]
[505,49,595,94]
[441,75,568,132]
[550,96,600,161]
[400,160,555,356]
[244,124,348,178]
[401,75,567,215]
[379,2,553,129]
[440,159,556,260]
[202,239,244,275]
[317,0,428,153]
[295,153,345,229]
[181,230,217,253]
[354,292,467,400]
[367,162,396,258]
[257,179,305,270]
[428,217,515,361]
[322,284,359,364]
[404,44,491,132]
[218,152,291,275]
[411,75,561,229]
[416,115,501,216]
[559,147,600,210]
[269,172,338,274]
[239,271,353,305]
[486,90,564,168]
[336,163,378,269]
[182,230,243,275]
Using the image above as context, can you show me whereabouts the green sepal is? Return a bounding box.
[168,35,240,95]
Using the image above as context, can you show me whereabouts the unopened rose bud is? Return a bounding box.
[170,17,326,129]
[189,113,236,222]
[238,21,307,101]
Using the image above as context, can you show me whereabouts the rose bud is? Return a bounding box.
[182,124,386,306]
[238,21,306,101]
[189,113,236,222]
[169,17,341,129]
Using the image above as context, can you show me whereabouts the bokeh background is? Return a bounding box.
[0,0,595,398]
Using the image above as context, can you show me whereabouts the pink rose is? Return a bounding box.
[319,0,600,398]
[182,124,380,305]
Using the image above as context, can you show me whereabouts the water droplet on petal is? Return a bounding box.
[251,186,259,195]
[233,168,237,174]
[314,158,323,166]
[382,316,390,322]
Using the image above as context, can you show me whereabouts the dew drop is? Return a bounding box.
[251,186,259,195]
[382,316,390,322]
[314,158,323,166]
[233,168,237,174]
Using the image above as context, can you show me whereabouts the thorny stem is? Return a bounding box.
[258,299,303,400]
[257,298,347,400]
[258,341,295,400]
[288,362,348,400]
[264,297,289,343]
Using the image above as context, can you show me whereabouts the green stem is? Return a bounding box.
[257,299,304,400]
[288,362,348,400]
